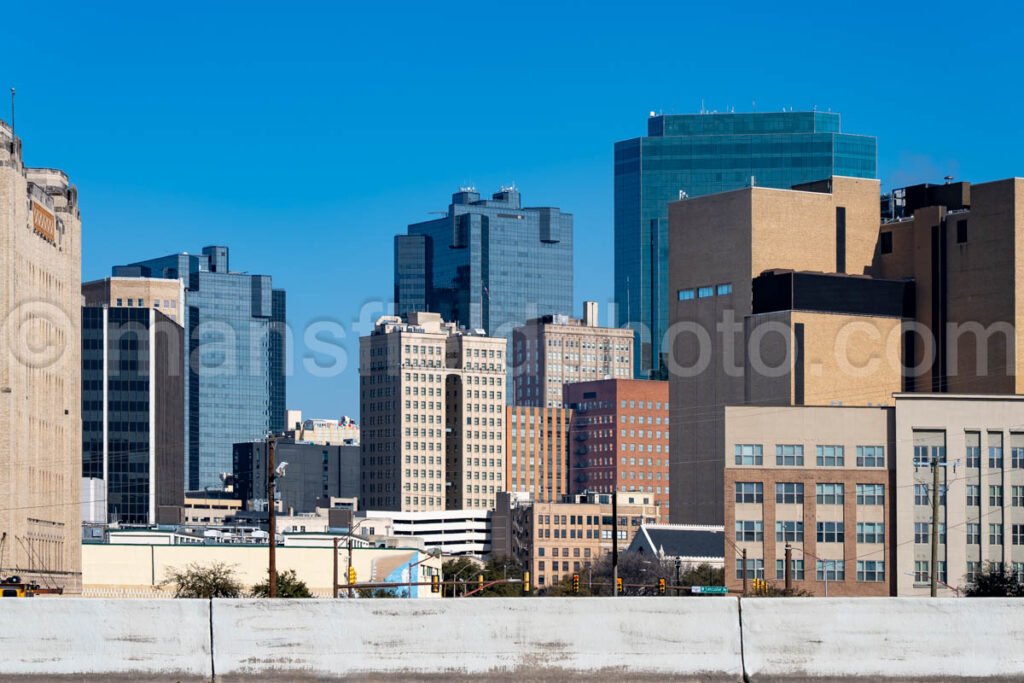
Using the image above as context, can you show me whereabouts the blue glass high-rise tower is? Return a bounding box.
[395,186,573,342]
[112,246,286,491]
[615,111,877,377]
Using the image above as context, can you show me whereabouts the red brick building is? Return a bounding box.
[564,379,670,517]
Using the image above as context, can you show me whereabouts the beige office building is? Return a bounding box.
[512,302,633,407]
[359,312,506,512]
[893,394,1024,596]
[722,394,1024,597]
[81,276,185,325]
[505,405,573,503]
[0,122,82,592]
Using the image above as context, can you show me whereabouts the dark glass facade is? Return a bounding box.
[615,112,877,377]
[395,187,573,345]
[233,440,360,513]
[116,246,286,490]
[81,307,184,525]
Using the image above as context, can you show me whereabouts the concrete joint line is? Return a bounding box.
[208,598,216,683]
[737,596,750,683]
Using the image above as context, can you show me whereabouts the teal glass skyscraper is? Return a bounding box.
[615,111,877,377]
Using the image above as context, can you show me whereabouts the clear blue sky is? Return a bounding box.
[6,1,1022,419]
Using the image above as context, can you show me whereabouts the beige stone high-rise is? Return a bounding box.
[512,303,634,407]
[0,122,82,592]
[359,312,506,512]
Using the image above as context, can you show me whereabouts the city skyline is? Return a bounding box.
[6,1,1023,418]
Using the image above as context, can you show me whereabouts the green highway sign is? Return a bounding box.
[691,585,729,595]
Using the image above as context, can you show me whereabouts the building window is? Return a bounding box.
[990,524,1004,546]
[856,483,884,505]
[815,483,844,505]
[914,523,930,545]
[716,283,733,296]
[1012,445,1024,469]
[966,561,980,582]
[816,559,844,581]
[856,522,884,544]
[956,219,968,244]
[775,482,804,504]
[880,232,893,254]
[697,286,714,298]
[856,560,885,582]
[775,444,804,466]
[966,484,980,507]
[677,289,695,301]
[966,432,981,468]
[913,445,945,466]
[1012,524,1024,546]
[816,445,844,467]
[734,444,763,466]
[914,561,929,584]
[855,446,884,468]
[735,558,764,580]
[776,559,805,581]
[966,523,980,545]
[735,520,763,542]
[735,482,763,504]
[776,520,803,542]
[990,485,1004,507]
[1012,485,1024,507]
[816,521,844,543]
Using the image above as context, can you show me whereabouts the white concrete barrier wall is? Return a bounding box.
[0,598,211,680]
[742,598,1024,681]
[211,597,743,681]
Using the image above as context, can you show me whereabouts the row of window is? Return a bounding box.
[915,484,1024,507]
[734,482,885,505]
[736,520,882,544]
[737,558,884,583]
[677,283,733,301]
[735,444,884,468]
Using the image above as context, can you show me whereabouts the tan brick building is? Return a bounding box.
[359,312,506,512]
[723,405,894,597]
[497,491,660,592]
[0,122,82,591]
[82,276,185,325]
[512,302,633,407]
[505,405,572,503]
[563,379,671,516]
[873,179,1024,394]
[668,176,884,525]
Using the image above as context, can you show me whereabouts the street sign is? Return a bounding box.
[691,585,729,595]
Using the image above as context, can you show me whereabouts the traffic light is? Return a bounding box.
[658,577,666,595]
[616,576,623,594]
[431,574,440,594]
[523,571,531,594]
[572,573,580,594]
[347,566,357,586]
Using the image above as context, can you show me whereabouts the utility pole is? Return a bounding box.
[612,491,619,597]
[930,451,942,597]
[333,537,339,599]
[267,433,277,598]
[741,548,748,597]
[347,537,354,598]
[784,543,792,596]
